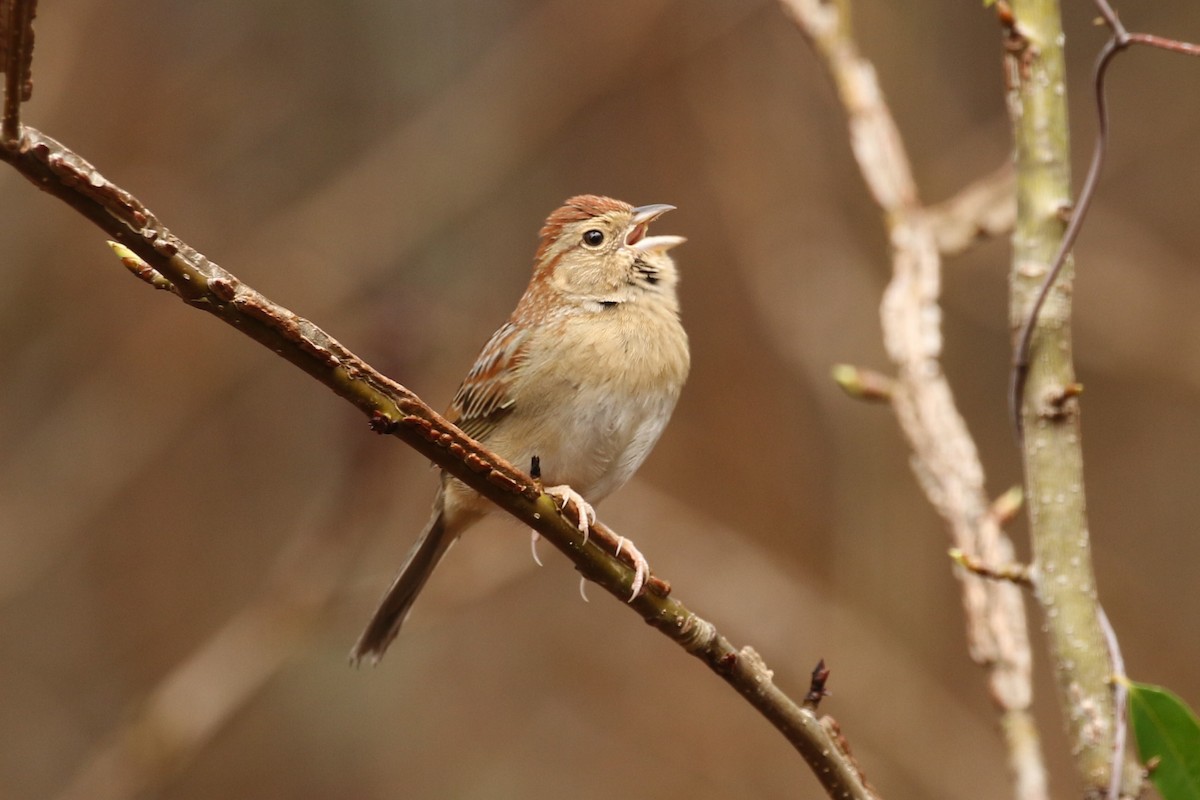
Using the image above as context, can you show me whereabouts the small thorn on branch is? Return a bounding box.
[804,658,831,710]
[831,364,894,403]
[949,548,1034,588]
[107,241,178,294]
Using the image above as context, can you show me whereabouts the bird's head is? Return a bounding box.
[527,195,685,308]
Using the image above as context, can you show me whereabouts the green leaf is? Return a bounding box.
[1127,680,1200,800]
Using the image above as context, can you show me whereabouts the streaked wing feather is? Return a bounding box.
[448,321,529,441]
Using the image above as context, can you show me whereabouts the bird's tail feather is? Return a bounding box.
[350,508,455,665]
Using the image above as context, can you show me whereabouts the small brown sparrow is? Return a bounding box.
[351,195,689,664]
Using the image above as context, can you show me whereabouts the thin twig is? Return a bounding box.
[831,364,894,403]
[1098,606,1129,800]
[804,659,831,710]
[0,0,37,143]
[927,163,1017,257]
[949,548,1034,589]
[1127,32,1200,56]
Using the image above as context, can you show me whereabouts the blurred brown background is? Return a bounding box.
[3,1,1199,798]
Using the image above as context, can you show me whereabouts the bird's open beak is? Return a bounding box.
[631,234,686,253]
[631,203,675,226]
[627,203,684,252]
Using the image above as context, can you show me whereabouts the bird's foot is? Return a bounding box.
[614,535,649,601]
[544,485,648,602]
[544,484,596,544]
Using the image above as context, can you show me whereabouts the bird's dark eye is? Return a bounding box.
[582,229,605,247]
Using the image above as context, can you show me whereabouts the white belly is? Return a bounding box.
[497,305,688,504]
[529,385,677,501]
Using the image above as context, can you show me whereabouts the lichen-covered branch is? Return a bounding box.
[1001,2,1141,796]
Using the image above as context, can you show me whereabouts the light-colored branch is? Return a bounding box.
[0,125,875,800]
[928,163,1017,256]
[1002,3,1141,798]
[779,2,1046,798]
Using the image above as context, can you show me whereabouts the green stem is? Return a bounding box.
[1006,3,1139,796]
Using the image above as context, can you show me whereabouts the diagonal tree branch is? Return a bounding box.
[0,119,876,800]
[0,4,881,794]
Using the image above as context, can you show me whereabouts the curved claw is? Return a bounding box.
[615,536,649,601]
[530,531,544,567]
[544,484,596,544]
